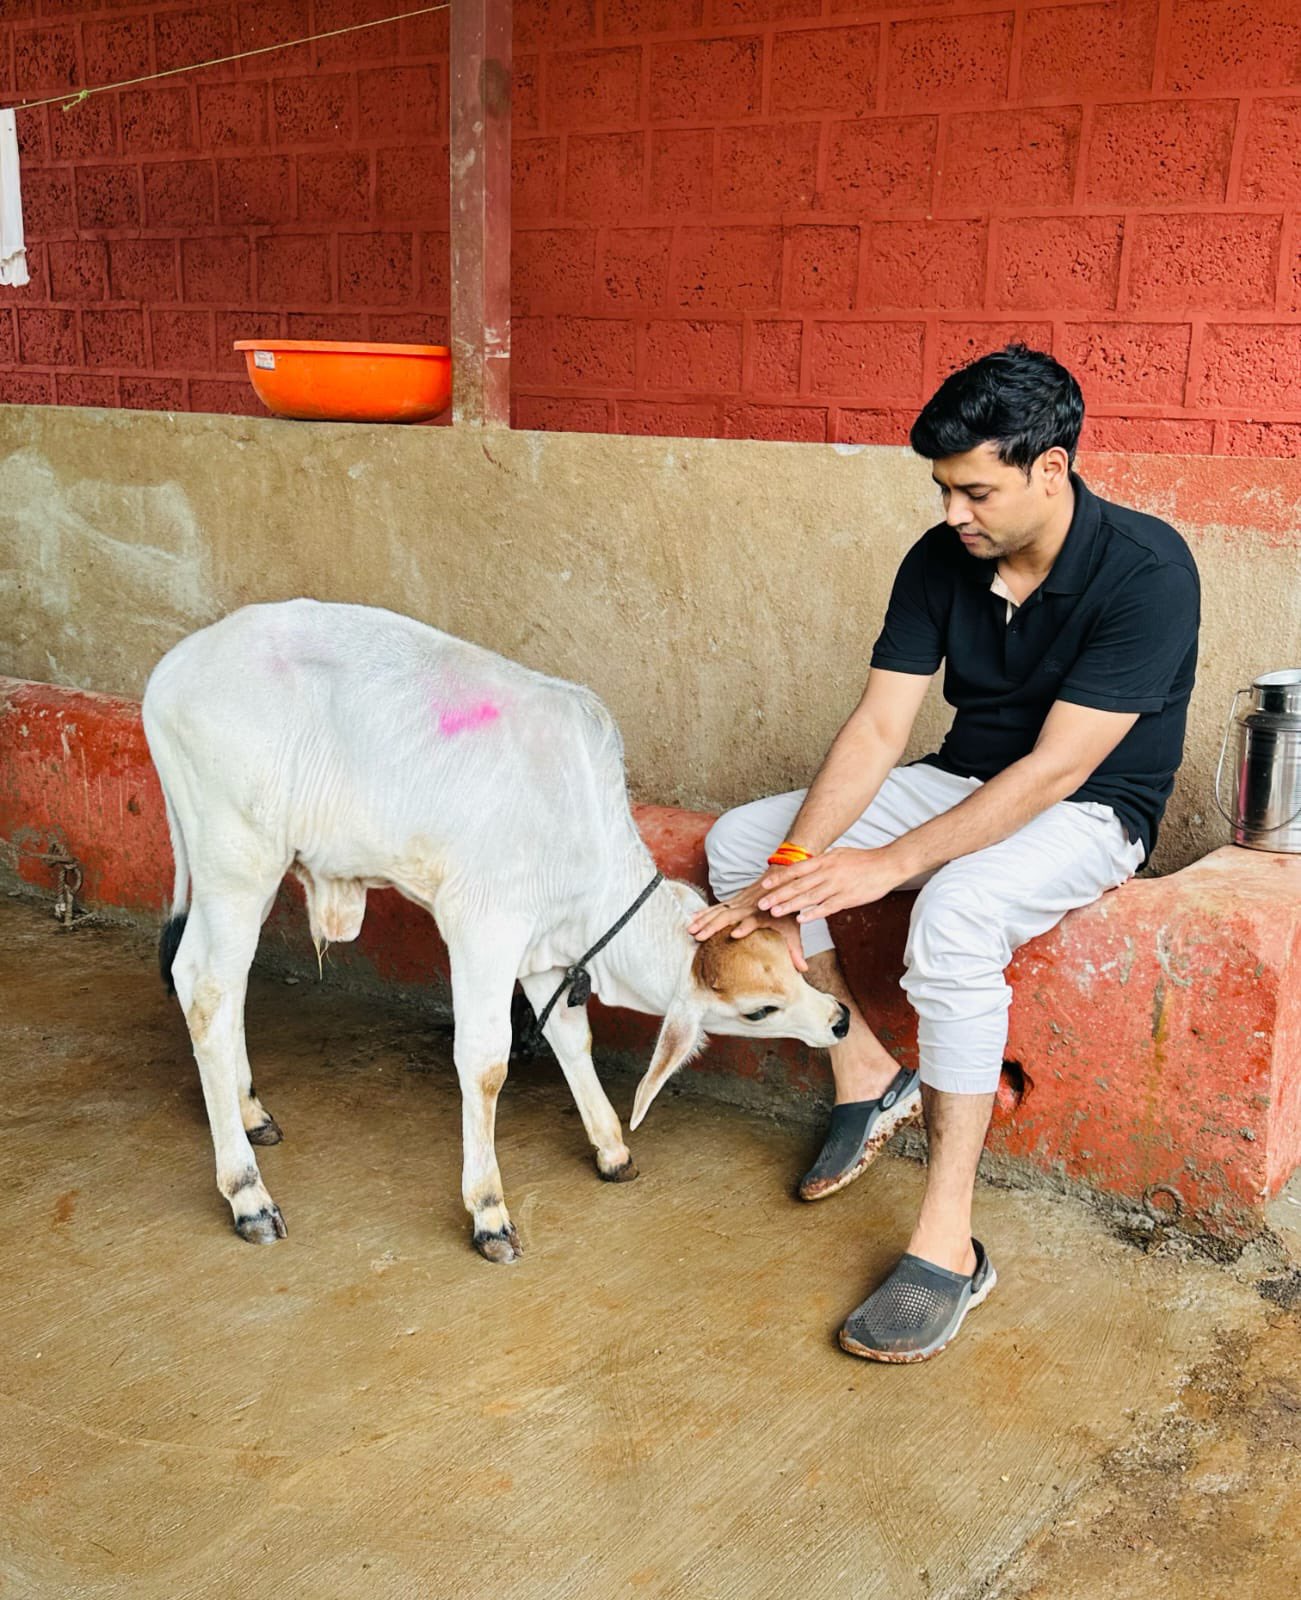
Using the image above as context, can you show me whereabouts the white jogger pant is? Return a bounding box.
[705,763,1145,1095]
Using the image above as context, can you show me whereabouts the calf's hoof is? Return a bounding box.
[598,1155,639,1183]
[473,1223,523,1264]
[247,1115,283,1146]
[235,1204,288,1244]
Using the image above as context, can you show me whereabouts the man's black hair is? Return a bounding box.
[909,344,1085,473]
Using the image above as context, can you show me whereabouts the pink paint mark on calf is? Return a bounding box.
[437,700,501,737]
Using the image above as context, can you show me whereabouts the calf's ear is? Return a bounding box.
[630,998,706,1130]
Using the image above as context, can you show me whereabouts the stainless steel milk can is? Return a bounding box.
[1215,669,1301,853]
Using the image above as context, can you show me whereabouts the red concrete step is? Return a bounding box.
[2,674,1297,1241]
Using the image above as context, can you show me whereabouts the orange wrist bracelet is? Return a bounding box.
[767,840,812,866]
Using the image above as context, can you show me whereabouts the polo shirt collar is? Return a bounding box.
[1042,473,1103,595]
[955,470,1102,595]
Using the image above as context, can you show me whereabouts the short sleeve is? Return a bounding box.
[871,538,944,675]
[1057,562,1200,714]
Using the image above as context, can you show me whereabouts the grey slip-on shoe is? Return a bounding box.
[839,1239,997,1363]
[798,1067,923,1201]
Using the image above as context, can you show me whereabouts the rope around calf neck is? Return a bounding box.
[521,872,665,1052]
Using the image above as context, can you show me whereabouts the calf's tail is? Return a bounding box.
[159,912,187,996]
[158,786,191,997]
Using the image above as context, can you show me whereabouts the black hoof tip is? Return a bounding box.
[236,1205,287,1244]
[248,1116,283,1146]
[473,1223,523,1264]
[598,1156,639,1183]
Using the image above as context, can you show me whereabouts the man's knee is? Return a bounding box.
[703,809,737,876]
[704,802,768,888]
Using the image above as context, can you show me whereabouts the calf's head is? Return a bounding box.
[630,928,849,1129]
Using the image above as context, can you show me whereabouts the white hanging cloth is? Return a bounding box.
[0,109,30,288]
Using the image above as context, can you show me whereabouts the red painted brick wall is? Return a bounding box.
[512,0,1301,452]
[0,0,451,416]
[2,1,1298,455]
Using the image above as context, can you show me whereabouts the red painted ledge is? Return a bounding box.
[3,675,1298,1241]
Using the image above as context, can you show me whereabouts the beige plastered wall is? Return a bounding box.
[2,403,1299,873]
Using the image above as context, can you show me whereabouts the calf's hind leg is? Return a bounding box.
[241,884,287,1145]
[165,897,281,1145]
[446,920,531,1263]
[519,971,636,1181]
[171,888,286,1243]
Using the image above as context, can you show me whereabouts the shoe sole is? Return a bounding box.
[799,1088,924,1202]
[838,1265,998,1364]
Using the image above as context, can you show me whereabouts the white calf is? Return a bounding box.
[143,600,848,1262]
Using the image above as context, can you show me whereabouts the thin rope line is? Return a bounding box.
[525,872,665,1048]
[4,3,452,116]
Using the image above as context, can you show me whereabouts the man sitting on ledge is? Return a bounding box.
[690,345,1201,1363]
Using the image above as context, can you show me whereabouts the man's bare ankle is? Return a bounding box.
[906,1227,978,1276]
[831,1055,901,1104]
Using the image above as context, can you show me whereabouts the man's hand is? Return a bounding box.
[758,846,907,922]
[687,883,808,972]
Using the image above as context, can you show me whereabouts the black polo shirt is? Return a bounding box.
[870,474,1200,861]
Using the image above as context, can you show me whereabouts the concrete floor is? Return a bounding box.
[1,896,1297,1600]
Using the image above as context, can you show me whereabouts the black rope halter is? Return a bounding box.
[519,871,664,1052]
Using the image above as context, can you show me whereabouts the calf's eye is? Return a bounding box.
[743,1005,779,1022]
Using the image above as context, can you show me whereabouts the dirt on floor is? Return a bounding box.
[0,893,1297,1600]
[993,1315,1300,1598]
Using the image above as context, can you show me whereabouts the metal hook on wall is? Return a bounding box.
[27,848,96,930]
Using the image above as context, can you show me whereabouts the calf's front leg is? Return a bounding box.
[519,971,636,1181]
[446,920,530,1263]
[458,1057,519,1262]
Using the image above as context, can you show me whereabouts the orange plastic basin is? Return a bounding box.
[233,339,452,423]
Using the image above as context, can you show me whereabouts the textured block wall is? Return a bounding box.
[510,0,1301,450]
[0,0,451,415]
[2,0,1299,454]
